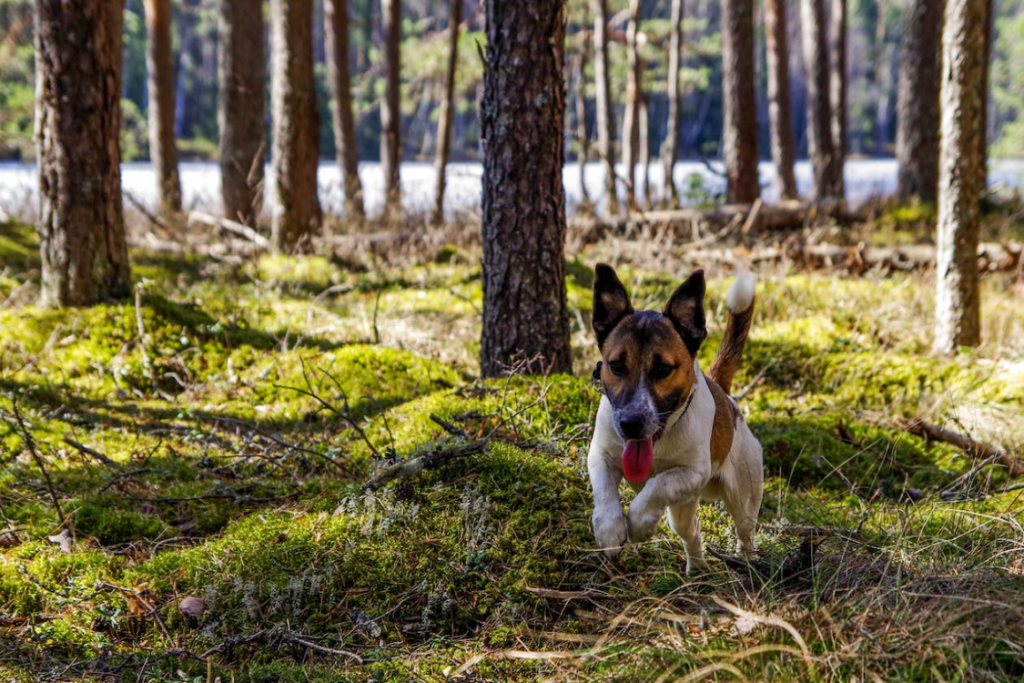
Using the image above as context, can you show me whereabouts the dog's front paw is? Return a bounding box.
[592,509,627,558]
[627,502,663,543]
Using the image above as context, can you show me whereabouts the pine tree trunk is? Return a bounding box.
[218,0,266,226]
[381,0,402,216]
[620,0,643,211]
[979,0,992,193]
[326,0,365,220]
[800,0,836,201]
[480,0,572,378]
[764,0,798,200]
[591,0,618,216]
[270,0,322,252]
[573,48,592,209]
[143,0,182,214]
[432,0,462,225]
[895,0,943,203]
[829,0,846,199]
[934,0,988,354]
[873,0,895,155]
[721,0,759,203]
[35,0,131,307]
[662,0,682,207]
[639,92,651,209]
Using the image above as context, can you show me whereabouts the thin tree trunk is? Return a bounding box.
[979,0,992,193]
[895,0,943,203]
[621,0,643,211]
[35,0,131,307]
[326,0,365,220]
[829,0,846,199]
[591,0,618,216]
[143,0,182,214]
[764,0,798,200]
[639,92,651,209]
[662,0,683,207]
[573,23,592,209]
[800,0,836,201]
[218,0,266,226]
[270,0,322,252]
[432,0,462,225]
[721,0,759,203]
[480,0,572,377]
[873,0,895,155]
[381,0,402,216]
[933,0,988,354]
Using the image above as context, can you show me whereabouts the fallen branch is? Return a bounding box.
[524,586,612,601]
[63,437,117,467]
[894,417,1023,477]
[363,438,488,492]
[188,210,270,248]
[195,626,361,663]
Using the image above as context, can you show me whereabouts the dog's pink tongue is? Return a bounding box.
[622,437,655,483]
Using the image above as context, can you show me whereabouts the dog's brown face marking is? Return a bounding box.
[592,265,708,441]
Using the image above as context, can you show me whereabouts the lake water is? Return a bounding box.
[2,159,1023,222]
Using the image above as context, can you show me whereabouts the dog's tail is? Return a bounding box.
[708,268,756,395]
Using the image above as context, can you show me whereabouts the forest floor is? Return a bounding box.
[1,205,1024,682]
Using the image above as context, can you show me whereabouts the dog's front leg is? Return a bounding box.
[628,462,710,543]
[588,452,627,558]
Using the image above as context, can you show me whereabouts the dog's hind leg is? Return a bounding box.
[722,473,762,558]
[668,500,708,573]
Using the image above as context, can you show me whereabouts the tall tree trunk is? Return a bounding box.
[432,0,462,225]
[895,0,943,203]
[591,0,618,216]
[326,0,365,220]
[662,0,683,207]
[934,0,988,354]
[639,92,651,209]
[35,0,131,307]
[381,0,402,216]
[979,0,992,193]
[764,0,798,200]
[270,0,322,252]
[480,0,572,377]
[620,0,643,211]
[721,0,759,203]
[218,0,266,226]
[144,0,182,214]
[800,0,836,201]
[573,50,592,210]
[873,0,895,155]
[829,0,846,199]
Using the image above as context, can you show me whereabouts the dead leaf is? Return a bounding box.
[47,529,72,553]
[178,596,205,618]
[734,615,757,635]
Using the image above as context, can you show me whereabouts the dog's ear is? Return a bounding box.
[664,269,707,355]
[593,264,633,347]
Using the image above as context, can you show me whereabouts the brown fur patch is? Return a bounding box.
[707,376,735,466]
[708,304,754,395]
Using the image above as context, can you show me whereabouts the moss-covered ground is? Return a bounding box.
[1,218,1023,682]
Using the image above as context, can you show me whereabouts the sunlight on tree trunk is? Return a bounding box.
[722,0,759,203]
[432,0,462,226]
[326,0,364,221]
[143,0,182,214]
[620,0,643,212]
[661,0,683,207]
[480,0,572,377]
[764,0,798,201]
[934,0,989,354]
[591,0,618,216]
[35,0,130,307]
[270,0,322,252]
[801,0,837,201]
[381,0,402,218]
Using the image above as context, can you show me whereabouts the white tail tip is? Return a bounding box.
[726,268,756,313]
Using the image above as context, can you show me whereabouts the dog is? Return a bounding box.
[586,264,763,572]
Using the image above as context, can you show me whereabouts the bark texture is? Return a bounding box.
[381,0,402,215]
[829,0,847,198]
[620,0,643,210]
[721,0,759,203]
[661,0,683,206]
[800,0,837,200]
[480,0,572,377]
[144,0,182,213]
[35,0,131,307]
[895,0,943,203]
[325,0,364,220]
[764,0,798,200]
[934,0,988,354]
[218,0,266,226]
[432,0,462,225]
[270,0,322,251]
[591,0,618,215]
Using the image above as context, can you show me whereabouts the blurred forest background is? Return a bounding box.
[1,0,1022,167]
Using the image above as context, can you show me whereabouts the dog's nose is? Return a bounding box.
[619,414,646,440]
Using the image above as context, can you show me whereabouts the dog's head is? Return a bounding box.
[592,264,707,482]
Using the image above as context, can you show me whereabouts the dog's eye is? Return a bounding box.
[649,362,676,380]
[607,360,627,377]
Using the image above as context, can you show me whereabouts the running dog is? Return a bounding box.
[587,264,763,572]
